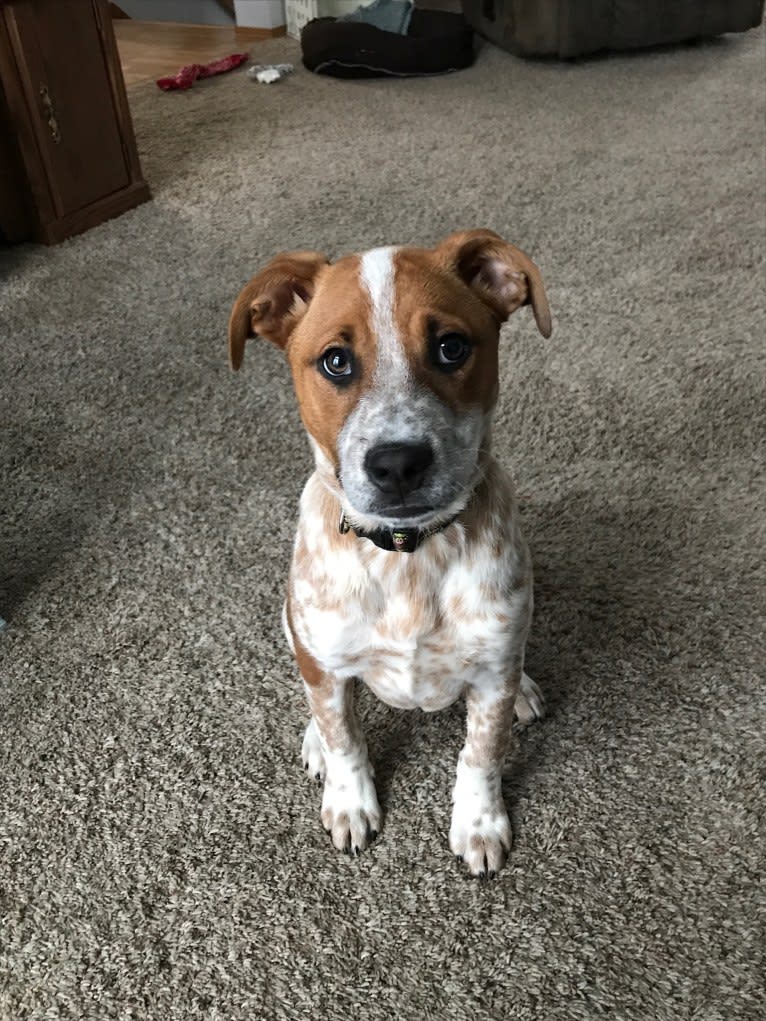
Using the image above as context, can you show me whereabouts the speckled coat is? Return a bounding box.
[228,230,551,876]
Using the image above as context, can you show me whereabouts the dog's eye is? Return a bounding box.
[433,333,472,372]
[319,347,354,382]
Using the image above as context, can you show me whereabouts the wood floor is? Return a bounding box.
[114,20,286,86]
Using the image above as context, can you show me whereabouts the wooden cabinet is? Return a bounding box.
[0,0,149,244]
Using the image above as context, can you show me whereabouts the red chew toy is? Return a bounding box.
[156,53,249,91]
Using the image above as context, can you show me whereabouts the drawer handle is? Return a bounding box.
[39,84,62,144]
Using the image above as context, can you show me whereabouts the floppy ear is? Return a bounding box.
[436,229,552,339]
[228,250,329,370]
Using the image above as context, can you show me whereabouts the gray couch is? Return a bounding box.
[461,0,764,58]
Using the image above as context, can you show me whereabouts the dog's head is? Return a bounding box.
[228,230,551,531]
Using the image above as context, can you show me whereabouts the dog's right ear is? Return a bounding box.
[228,251,329,370]
[436,229,552,339]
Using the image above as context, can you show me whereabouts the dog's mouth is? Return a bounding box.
[358,500,463,533]
[339,477,482,540]
[374,503,435,522]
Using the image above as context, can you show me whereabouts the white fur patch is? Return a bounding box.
[291,462,531,708]
[449,756,513,876]
[320,748,381,853]
[359,246,408,384]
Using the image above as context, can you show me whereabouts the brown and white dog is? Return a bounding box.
[228,229,552,877]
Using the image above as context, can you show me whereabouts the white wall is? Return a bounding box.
[234,0,286,28]
[116,1,236,25]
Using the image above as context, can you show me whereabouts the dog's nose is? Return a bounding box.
[364,442,434,496]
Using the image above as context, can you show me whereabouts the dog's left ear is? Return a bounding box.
[228,250,329,370]
[436,229,552,339]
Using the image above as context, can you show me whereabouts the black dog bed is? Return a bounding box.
[301,9,475,78]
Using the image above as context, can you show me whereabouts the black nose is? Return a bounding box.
[364,442,434,496]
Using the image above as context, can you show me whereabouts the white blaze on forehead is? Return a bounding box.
[359,246,409,383]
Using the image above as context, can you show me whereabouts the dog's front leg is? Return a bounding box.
[450,674,519,877]
[302,674,381,855]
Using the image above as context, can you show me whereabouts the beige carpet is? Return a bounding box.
[1,27,765,1021]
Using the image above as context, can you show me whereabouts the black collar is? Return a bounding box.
[338,508,459,553]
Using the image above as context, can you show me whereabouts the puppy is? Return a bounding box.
[228,229,551,877]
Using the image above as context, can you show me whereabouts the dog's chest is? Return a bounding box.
[291,528,517,712]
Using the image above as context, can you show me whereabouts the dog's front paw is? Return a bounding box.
[321,756,381,855]
[450,805,512,878]
[450,766,512,877]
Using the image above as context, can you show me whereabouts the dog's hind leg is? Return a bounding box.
[514,671,545,726]
[301,717,326,781]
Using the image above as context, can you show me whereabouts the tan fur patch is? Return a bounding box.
[228,251,329,367]
[391,247,501,414]
[309,679,361,754]
[286,592,324,688]
[463,689,518,768]
[284,255,378,468]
